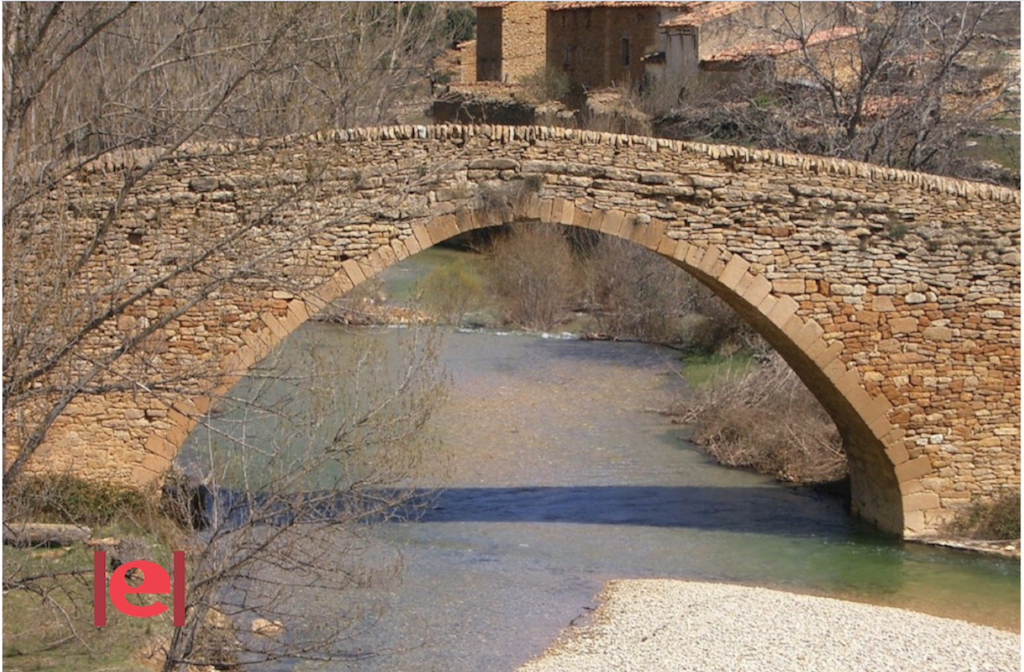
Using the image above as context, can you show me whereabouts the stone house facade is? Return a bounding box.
[473,1,547,83]
[545,1,693,91]
[469,2,857,101]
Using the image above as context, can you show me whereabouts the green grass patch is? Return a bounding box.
[3,536,175,672]
[678,352,758,388]
[3,474,186,671]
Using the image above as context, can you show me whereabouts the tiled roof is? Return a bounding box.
[703,26,859,62]
[660,1,756,28]
[472,2,514,8]
[546,1,700,11]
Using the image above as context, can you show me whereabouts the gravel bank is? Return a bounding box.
[517,580,1020,672]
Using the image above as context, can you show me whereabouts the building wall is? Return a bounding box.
[459,40,478,83]
[477,7,503,81]
[548,7,674,90]
[499,2,547,83]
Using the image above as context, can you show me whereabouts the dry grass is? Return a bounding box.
[945,490,1021,541]
[484,223,577,331]
[672,353,846,484]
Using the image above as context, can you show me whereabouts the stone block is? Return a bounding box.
[903,492,941,512]
[425,218,448,245]
[390,238,410,261]
[409,224,430,252]
[885,440,910,466]
[698,246,722,274]
[558,199,576,226]
[643,220,668,250]
[922,326,953,341]
[601,210,625,236]
[813,341,844,369]
[685,243,705,269]
[341,258,366,286]
[889,317,918,334]
[767,295,799,329]
[539,198,555,223]
[718,255,751,290]
[895,455,932,482]
[772,278,805,294]
[742,275,773,308]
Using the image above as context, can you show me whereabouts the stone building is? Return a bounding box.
[545,1,694,91]
[473,1,547,83]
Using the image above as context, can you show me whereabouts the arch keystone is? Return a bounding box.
[539,198,556,223]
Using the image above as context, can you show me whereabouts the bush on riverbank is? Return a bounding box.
[421,258,487,325]
[484,223,576,330]
[670,353,846,484]
[4,472,155,526]
[473,226,756,351]
[945,490,1021,540]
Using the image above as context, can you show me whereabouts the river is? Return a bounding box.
[179,248,1020,672]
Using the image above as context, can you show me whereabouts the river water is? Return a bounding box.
[181,249,1020,672]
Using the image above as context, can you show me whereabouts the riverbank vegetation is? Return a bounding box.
[945,490,1021,541]
[667,354,847,485]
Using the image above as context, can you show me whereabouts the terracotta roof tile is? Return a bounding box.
[660,1,757,28]
[546,1,699,11]
[703,26,859,62]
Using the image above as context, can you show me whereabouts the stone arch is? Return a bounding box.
[151,195,906,534]
[13,124,1020,539]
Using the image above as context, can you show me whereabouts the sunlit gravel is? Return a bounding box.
[517,580,1021,672]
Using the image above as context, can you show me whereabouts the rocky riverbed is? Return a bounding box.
[517,580,1021,672]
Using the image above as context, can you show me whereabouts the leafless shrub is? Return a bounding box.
[167,326,451,670]
[673,353,846,484]
[483,223,577,331]
[475,175,544,220]
[657,2,1016,184]
[944,490,1021,541]
[580,236,690,343]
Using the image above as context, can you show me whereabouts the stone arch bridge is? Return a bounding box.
[8,125,1020,538]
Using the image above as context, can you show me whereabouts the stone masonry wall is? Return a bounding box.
[6,124,1019,538]
[500,2,547,83]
